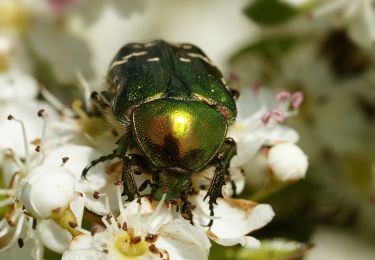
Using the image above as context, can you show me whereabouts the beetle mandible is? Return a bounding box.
[82,40,237,225]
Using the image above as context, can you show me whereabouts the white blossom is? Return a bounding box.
[228,87,301,168]
[193,191,275,249]
[17,166,77,219]
[63,194,211,260]
[268,142,308,181]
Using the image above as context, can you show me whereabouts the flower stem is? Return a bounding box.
[250,180,287,202]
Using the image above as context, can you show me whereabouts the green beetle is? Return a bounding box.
[82,40,237,223]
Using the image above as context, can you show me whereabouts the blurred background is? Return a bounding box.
[1,0,374,259]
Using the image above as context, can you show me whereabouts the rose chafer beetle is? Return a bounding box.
[82,40,237,224]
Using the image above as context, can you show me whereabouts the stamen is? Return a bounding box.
[261,111,272,124]
[36,110,48,165]
[76,70,92,112]
[146,193,166,233]
[291,91,304,109]
[0,213,25,252]
[0,197,13,207]
[40,88,74,117]
[8,115,30,168]
[3,149,24,170]
[276,91,291,101]
[271,109,285,123]
[0,189,13,195]
[101,216,112,230]
[116,185,127,224]
[0,225,10,237]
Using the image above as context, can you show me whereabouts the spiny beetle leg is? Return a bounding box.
[121,154,148,201]
[204,159,224,228]
[82,153,117,180]
[204,137,237,228]
[82,135,129,180]
[181,194,194,225]
[139,179,158,192]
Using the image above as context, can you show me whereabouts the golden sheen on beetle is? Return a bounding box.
[82,40,237,225]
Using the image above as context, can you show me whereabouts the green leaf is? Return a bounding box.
[209,239,312,260]
[244,0,298,26]
[229,36,298,63]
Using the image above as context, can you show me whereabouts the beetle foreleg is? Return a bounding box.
[82,135,129,179]
[82,153,118,179]
[181,193,194,225]
[204,137,237,228]
[121,154,149,201]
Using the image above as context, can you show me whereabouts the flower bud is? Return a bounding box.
[267,143,308,181]
[18,165,76,219]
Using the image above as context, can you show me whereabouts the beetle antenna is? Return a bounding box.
[7,115,30,169]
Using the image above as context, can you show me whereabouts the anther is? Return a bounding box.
[122,222,128,231]
[37,109,45,117]
[130,236,142,244]
[18,238,24,248]
[145,233,158,243]
[93,191,100,199]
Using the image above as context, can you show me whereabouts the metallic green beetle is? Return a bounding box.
[82,40,237,223]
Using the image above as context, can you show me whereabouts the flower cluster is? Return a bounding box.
[0,64,308,259]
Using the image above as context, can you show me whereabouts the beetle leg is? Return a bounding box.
[82,135,129,179]
[121,154,150,201]
[181,192,194,225]
[204,137,237,228]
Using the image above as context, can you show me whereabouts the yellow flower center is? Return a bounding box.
[114,230,148,258]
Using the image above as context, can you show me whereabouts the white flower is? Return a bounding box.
[311,0,375,48]
[0,109,87,255]
[0,70,59,158]
[268,142,308,181]
[17,166,77,219]
[193,191,275,249]
[63,194,211,260]
[228,87,300,168]
[42,144,114,216]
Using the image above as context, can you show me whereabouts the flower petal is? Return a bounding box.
[210,235,261,249]
[196,192,274,238]
[156,219,211,260]
[37,219,72,254]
